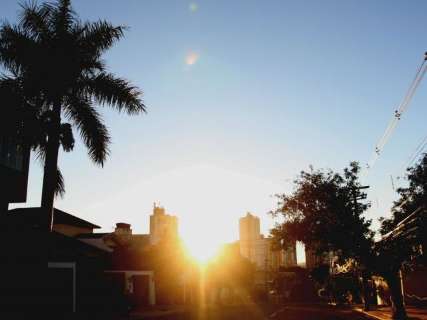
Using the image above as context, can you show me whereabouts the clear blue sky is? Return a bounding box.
[4,0,427,244]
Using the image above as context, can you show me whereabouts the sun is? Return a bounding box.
[182,235,221,265]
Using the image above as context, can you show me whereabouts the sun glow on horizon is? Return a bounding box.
[182,235,222,265]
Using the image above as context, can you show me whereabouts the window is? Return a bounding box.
[0,136,24,171]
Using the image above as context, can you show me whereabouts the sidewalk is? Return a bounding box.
[354,306,427,320]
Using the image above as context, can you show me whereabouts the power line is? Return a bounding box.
[381,206,425,241]
[365,53,427,174]
[405,135,427,169]
[394,134,427,180]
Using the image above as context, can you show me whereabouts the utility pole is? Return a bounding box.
[351,185,369,210]
[351,185,371,310]
[264,257,268,293]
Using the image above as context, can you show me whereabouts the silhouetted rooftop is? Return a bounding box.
[76,232,109,239]
[7,207,100,229]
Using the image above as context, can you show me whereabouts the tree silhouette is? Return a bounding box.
[270,162,375,309]
[271,161,427,318]
[0,0,145,231]
[270,162,373,261]
[377,153,427,319]
[380,153,427,241]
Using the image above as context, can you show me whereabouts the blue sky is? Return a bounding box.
[4,0,427,245]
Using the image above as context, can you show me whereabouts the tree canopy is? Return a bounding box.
[379,153,427,267]
[270,162,374,264]
[380,153,427,238]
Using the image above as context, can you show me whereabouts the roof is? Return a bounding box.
[77,237,113,253]
[0,229,109,260]
[8,207,100,229]
[49,231,110,257]
[77,233,109,239]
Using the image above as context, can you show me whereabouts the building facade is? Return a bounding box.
[0,136,30,212]
[149,203,178,245]
[238,212,297,273]
[239,212,261,262]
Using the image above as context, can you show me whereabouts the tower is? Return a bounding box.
[149,203,178,245]
[239,212,261,261]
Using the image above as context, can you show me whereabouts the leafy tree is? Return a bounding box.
[380,153,427,242]
[270,162,374,262]
[377,153,427,319]
[0,0,145,231]
[271,161,424,318]
[270,162,375,309]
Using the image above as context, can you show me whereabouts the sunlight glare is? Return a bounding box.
[183,235,220,265]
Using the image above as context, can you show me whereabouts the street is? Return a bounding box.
[136,304,373,320]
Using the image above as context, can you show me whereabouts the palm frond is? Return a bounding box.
[0,23,39,74]
[81,72,145,115]
[19,1,53,39]
[52,0,75,35]
[64,95,110,166]
[55,166,65,198]
[80,20,125,57]
[60,122,75,152]
[33,145,65,199]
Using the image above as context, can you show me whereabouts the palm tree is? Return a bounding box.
[0,0,145,231]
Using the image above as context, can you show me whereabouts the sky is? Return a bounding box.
[4,0,427,252]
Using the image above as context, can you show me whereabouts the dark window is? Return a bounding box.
[0,136,24,171]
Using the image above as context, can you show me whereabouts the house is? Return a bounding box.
[2,207,158,314]
[7,207,101,236]
[1,207,112,314]
[77,222,156,307]
[103,223,156,307]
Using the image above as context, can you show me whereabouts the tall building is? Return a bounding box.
[238,212,297,272]
[149,203,178,245]
[239,212,261,261]
[239,212,260,242]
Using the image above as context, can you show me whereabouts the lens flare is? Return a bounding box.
[185,51,199,65]
[189,3,198,13]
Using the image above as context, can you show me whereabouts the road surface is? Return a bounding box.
[138,304,372,320]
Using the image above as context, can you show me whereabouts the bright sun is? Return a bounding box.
[182,235,221,265]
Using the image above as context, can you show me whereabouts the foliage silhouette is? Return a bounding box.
[377,153,427,319]
[270,162,374,262]
[270,162,375,309]
[0,0,145,231]
[270,160,427,319]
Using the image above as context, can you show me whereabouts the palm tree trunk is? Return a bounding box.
[385,270,407,320]
[41,102,61,232]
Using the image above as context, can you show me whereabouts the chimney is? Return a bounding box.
[115,222,132,235]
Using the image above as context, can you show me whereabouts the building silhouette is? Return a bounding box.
[238,212,297,284]
[239,212,261,262]
[149,203,178,245]
[0,136,30,212]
